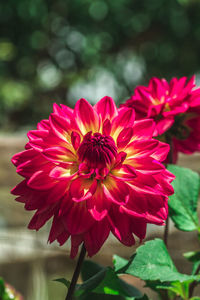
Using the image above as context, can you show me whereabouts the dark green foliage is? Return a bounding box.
[114,239,200,299]
[167,165,200,232]
[116,239,198,282]
[1,0,200,129]
[54,260,144,299]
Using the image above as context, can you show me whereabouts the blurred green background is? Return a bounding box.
[1,0,200,131]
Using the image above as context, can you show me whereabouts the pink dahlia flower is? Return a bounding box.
[11,97,174,257]
[121,76,200,162]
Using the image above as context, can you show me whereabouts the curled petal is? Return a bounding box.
[28,130,49,141]
[107,206,135,246]
[84,218,110,257]
[124,139,159,159]
[28,204,57,230]
[62,200,95,235]
[48,215,66,243]
[113,151,127,168]
[57,231,70,246]
[74,98,100,135]
[28,170,56,190]
[131,219,147,241]
[43,146,76,163]
[37,119,50,130]
[117,127,133,149]
[87,182,110,221]
[71,131,81,151]
[11,149,38,167]
[70,235,84,258]
[111,164,137,181]
[154,117,174,136]
[111,107,135,139]
[16,156,51,178]
[131,119,155,141]
[60,104,74,117]
[11,179,28,195]
[150,141,170,162]
[127,157,164,174]
[94,96,118,123]
[103,176,129,205]
[70,177,97,202]
[49,164,78,180]
[49,113,72,142]
[102,119,111,136]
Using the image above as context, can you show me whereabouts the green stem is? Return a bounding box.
[163,135,173,248]
[188,263,200,298]
[65,244,86,300]
[163,216,169,247]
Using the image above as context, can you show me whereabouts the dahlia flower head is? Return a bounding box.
[11,97,174,258]
[122,76,200,162]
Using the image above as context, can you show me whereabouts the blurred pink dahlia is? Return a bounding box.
[121,76,200,162]
[11,97,174,257]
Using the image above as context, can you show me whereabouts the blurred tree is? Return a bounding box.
[0,0,200,130]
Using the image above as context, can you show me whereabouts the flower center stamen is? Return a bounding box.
[78,132,117,168]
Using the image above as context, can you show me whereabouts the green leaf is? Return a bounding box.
[81,260,104,281]
[118,277,143,298]
[184,251,200,262]
[167,165,200,231]
[125,239,198,282]
[93,268,126,296]
[79,262,143,299]
[93,267,142,298]
[113,255,129,273]
[53,278,71,288]
[76,267,107,296]
[156,280,192,298]
[78,292,125,300]
[184,251,200,275]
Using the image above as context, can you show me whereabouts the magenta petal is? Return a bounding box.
[102,119,112,136]
[84,218,110,257]
[37,119,50,130]
[43,146,76,163]
[151,141,170,162]
[70,178,97,202]
[11,179,28,195]
[132,119,155,140]
[103,177,129,205]
[57,231,70,246]
[108,206,135,246]
[70,235,84,258]
[94,96,118,122]
[28,170,55,190]
[87,182,109,221]
[71,131,81,151]
[62,201,95,235]
[74,98,99,134]
[28,205,57,230]
[131,219,147,241]
[49,113,71,141]
[48,215,65,243]
[11,149,38,167]
[111,107,135,134]
[117,127,133,149]
[28,130,49,141]
[154,117,174,136]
